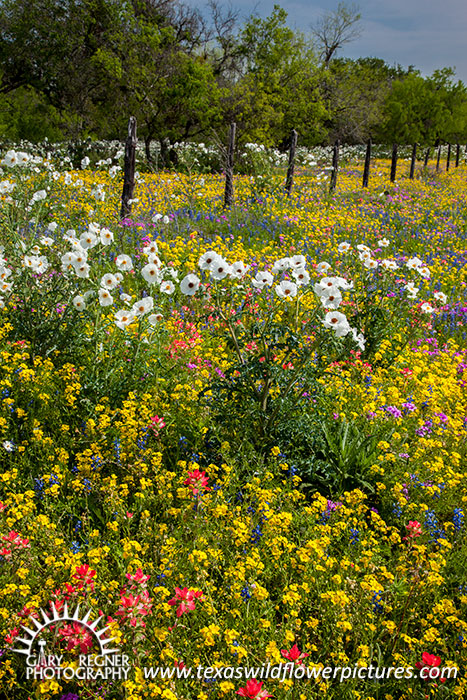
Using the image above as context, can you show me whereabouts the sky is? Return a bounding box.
[190,0,467,83]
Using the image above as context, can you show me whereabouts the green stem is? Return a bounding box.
[387,573,419,658]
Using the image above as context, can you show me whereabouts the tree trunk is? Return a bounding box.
[409,143,417,179]
[362,138,371,188]
[390,143,398,182]
[224,122,236,207]
[145,134,156,169]
[329,138,339,192]
[120,117,137,220]
[285,129,298,196]
[160,138,170,169]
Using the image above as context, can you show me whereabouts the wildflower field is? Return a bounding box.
[0,149,466,700]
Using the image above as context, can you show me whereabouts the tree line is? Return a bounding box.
[1,0,467,163]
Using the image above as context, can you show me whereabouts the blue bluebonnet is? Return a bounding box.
[250,525,263,544]
[113,438,121,464]
[82,479,92,493]
[34,478,45,500]
[91,456,103,471]
[453,508,464,532]
[241,586,251,601]
[137,429,149,452]
[424,509,445,544]
[287,465,298,478]
[371,591,384,614]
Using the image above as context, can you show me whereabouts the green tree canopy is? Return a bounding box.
[379,68,467,144]
[1,0,467,150]
[224,5,327,147]
[324,57,409,143]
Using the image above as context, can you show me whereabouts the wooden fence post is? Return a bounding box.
[455,144,460,167]
[329,139,339,192]
[446,143,451,171]
[120,117,137,219]
[224,122,236,207]
[285,129,298,197]
[424,147,430,168]
[362,138,371,188]
[390,143,398,182]
[409,143,417,179]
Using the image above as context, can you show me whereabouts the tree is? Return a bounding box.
[427,68,467,143]
[0,86,66,141]
[325,58,408,143]
[0,0,222,150]
[203,0,242,80]
[0,0,134,138]
[224,5,327,146]
[379,68,467,144]
[311,1,362,68]
[91,0,221,164]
